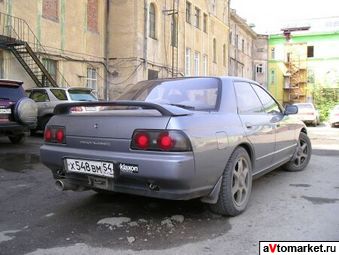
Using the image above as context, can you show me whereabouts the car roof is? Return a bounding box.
[30,87,93,91]
[0,79,24,87]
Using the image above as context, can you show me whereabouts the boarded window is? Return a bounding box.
[148,69,158,80]
[42,0,59,22]
[87,0,98,33]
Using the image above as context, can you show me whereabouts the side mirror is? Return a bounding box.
[284,105,298,115]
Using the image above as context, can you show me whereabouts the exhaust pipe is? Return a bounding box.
[55,180,78,191]
[148,182,159,191]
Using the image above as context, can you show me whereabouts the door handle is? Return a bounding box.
[245,122,253,129]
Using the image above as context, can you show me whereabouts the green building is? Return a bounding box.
[268,18,339,107]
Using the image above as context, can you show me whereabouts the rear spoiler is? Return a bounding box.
[53,100,192,117]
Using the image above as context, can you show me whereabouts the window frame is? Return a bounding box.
[86,67,97,91]
[185,48,191,76]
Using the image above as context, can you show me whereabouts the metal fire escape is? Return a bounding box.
[282,26,310,104]
[0,12,69,87]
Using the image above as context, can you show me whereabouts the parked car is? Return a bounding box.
[40,77,312,216]
[0,79,37,144]
[28,87,98,132]
[329,105,339,128]
[293,103,320,126]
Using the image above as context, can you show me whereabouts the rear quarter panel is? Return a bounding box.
[167,112,245,191]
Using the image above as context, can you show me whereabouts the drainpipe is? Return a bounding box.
[144,0,149,76]
[104,0,110,100]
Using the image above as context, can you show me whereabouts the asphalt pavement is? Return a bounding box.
[0,126,338,255]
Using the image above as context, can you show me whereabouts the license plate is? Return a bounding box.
[0,108,11,114]
[85,107,97,112]
[65,159,114,178]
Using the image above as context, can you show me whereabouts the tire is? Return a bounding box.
[283,132,312,172]
[40,115,52,131]
[209,147,252,216]
[93,188,115,195]
[8,134,26,144]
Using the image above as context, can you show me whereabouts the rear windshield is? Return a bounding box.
[68,90,97,101]
[295,103,313,109]
[118,78,220,111]
[0,86,25,101]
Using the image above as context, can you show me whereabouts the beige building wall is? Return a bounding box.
[229,9,256,80]
[0,0,106,98]
[0,0,231,100]
[107,0,230,99]
[253,34,268,88]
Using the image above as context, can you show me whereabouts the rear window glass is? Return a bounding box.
[50,89,68,100]
[0,86,25,101]
[68,90,97,101]
[118,78,220,111]
[295,103,313,109]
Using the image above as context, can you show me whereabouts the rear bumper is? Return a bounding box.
[40,145,211,200]
[0,122,30,136]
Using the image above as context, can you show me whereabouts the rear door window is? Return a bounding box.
[50,89,68,100]
[29,90,50,102]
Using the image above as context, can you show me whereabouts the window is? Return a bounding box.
[42,0,59,22]
[210,0,216,15]
[148,69,159,80]
[223,44,226,66]
[0,51,3,79]
[50,89,67,100]
[213,38,217,63]
[252,85,281,114]
[185,48,191,75]
[186,1,192,24]
[42,58,57,86]
[271,47,275,59]
[307,46,314,58]
[194,51,200,76]
[256,64,263,73]
[241,39,245,52]
[86,67,97,90]
[194,7,201,28]
[171,16,178,47]
[203,13,208,33]
[149,3,156,39]
[229,32,233,45]
[203,55,208,76]
[270,69,276,85]
[29,90,50,102]
[235,34,239,49]
[234,82,264,114]
[87,0,98,33]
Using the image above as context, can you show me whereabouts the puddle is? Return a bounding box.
[0,153,40,172]
[302,196,339,205]
[289,184,311,188]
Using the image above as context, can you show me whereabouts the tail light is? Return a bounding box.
[131,130,192,152]
[44,126,66,144]
[70,106,85,112]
